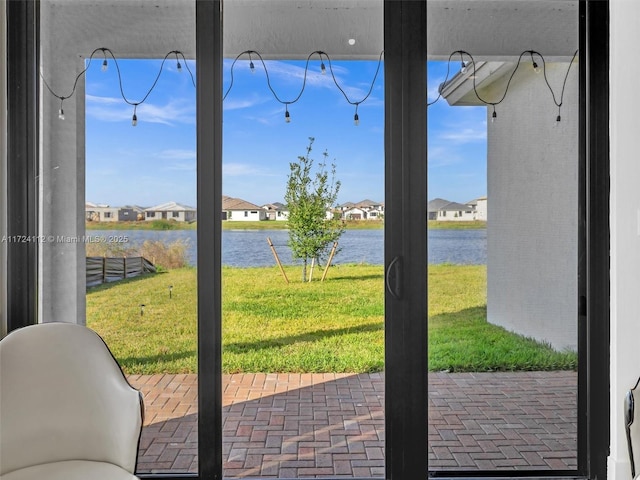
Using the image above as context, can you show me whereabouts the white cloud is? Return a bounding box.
[157,149,196,161]
[86,95,195,126]
[439,127,487,143]
[223,92,270,111]
[223,163,269,177]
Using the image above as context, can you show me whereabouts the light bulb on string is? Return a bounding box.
[102,58,108,72]
[249,60,255,74]
[532,60,541,74]
[175,52,182,72]
[58,99,65,120]
[285,106,291,123]
[491,107,497,124]
[461,61,468,74]
[555,108,562,127]
[354,112,360,126]
[321,62,326,75]
[132,106,138,127]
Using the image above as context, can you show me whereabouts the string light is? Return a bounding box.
[41,47,195,127]
[42,45,576,127]
[530,51,541,74]
[223,49,383,126]
[428,49,579,126]
[101,48,108,71]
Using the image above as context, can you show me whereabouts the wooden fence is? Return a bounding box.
[86,256,156,287]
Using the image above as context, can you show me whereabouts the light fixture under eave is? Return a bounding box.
[348,38,356,46]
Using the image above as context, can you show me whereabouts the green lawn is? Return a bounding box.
[86,264,576,374]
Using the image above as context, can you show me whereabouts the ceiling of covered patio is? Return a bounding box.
[42,0,578,61]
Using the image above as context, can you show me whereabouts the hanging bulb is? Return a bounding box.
[132,107,138,126]
[321,62,326,75]
[285,108,291,123]
[354,112,360,126]
[461,61,468,74]
[532,60,541,74]
[101,58,108,72]
[555,114,562,126]
[491,110,497,123]
[58,108,65,120]
[249,60,255,74]
[176,60,182,72]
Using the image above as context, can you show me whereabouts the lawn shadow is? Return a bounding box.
[323,273,383,282]
[225,322,383,353]
[120,349,196,369]
[86,271,167,293]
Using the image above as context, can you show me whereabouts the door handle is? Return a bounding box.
[386,255,403,300]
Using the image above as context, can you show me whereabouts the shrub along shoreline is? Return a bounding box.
[86,264,577,375]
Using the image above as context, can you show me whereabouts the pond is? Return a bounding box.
[92,227,487,267]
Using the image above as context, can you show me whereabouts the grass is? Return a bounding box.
[427,220,486,229]
[86,264,576,375]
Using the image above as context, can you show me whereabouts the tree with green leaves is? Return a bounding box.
[285,138,345,282]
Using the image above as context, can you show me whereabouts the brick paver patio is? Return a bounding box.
[128,371,577,477]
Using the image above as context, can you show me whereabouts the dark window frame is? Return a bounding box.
[5,0,609,479]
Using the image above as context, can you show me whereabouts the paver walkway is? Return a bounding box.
[128,371,577,477]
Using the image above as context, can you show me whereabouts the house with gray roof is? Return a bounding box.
[144,201,196,223]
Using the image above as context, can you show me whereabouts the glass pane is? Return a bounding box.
[427,1,579,472]
[222,2,385,477]
[39,1,197,474]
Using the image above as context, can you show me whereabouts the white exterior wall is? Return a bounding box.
[609,1,640,479]
[275,211,289,221]
[475,198,487,221]
[228,210,265,221]
[438,210,475,222]
[486,62,578,351]
[1,0,7,337]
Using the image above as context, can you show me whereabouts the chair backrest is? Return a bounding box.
[0,322,143,475]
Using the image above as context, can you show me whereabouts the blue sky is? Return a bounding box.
[85,58,487,208]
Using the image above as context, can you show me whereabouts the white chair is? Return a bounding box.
[0,322,143,480]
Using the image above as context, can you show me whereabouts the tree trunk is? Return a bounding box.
[302,258,307,282]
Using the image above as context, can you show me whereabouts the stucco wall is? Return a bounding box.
[486,62,579,351]
[1,0,7,337]
[38,4,87,324]
[609,1,640,478]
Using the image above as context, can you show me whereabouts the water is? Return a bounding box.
[93,228,486,267]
